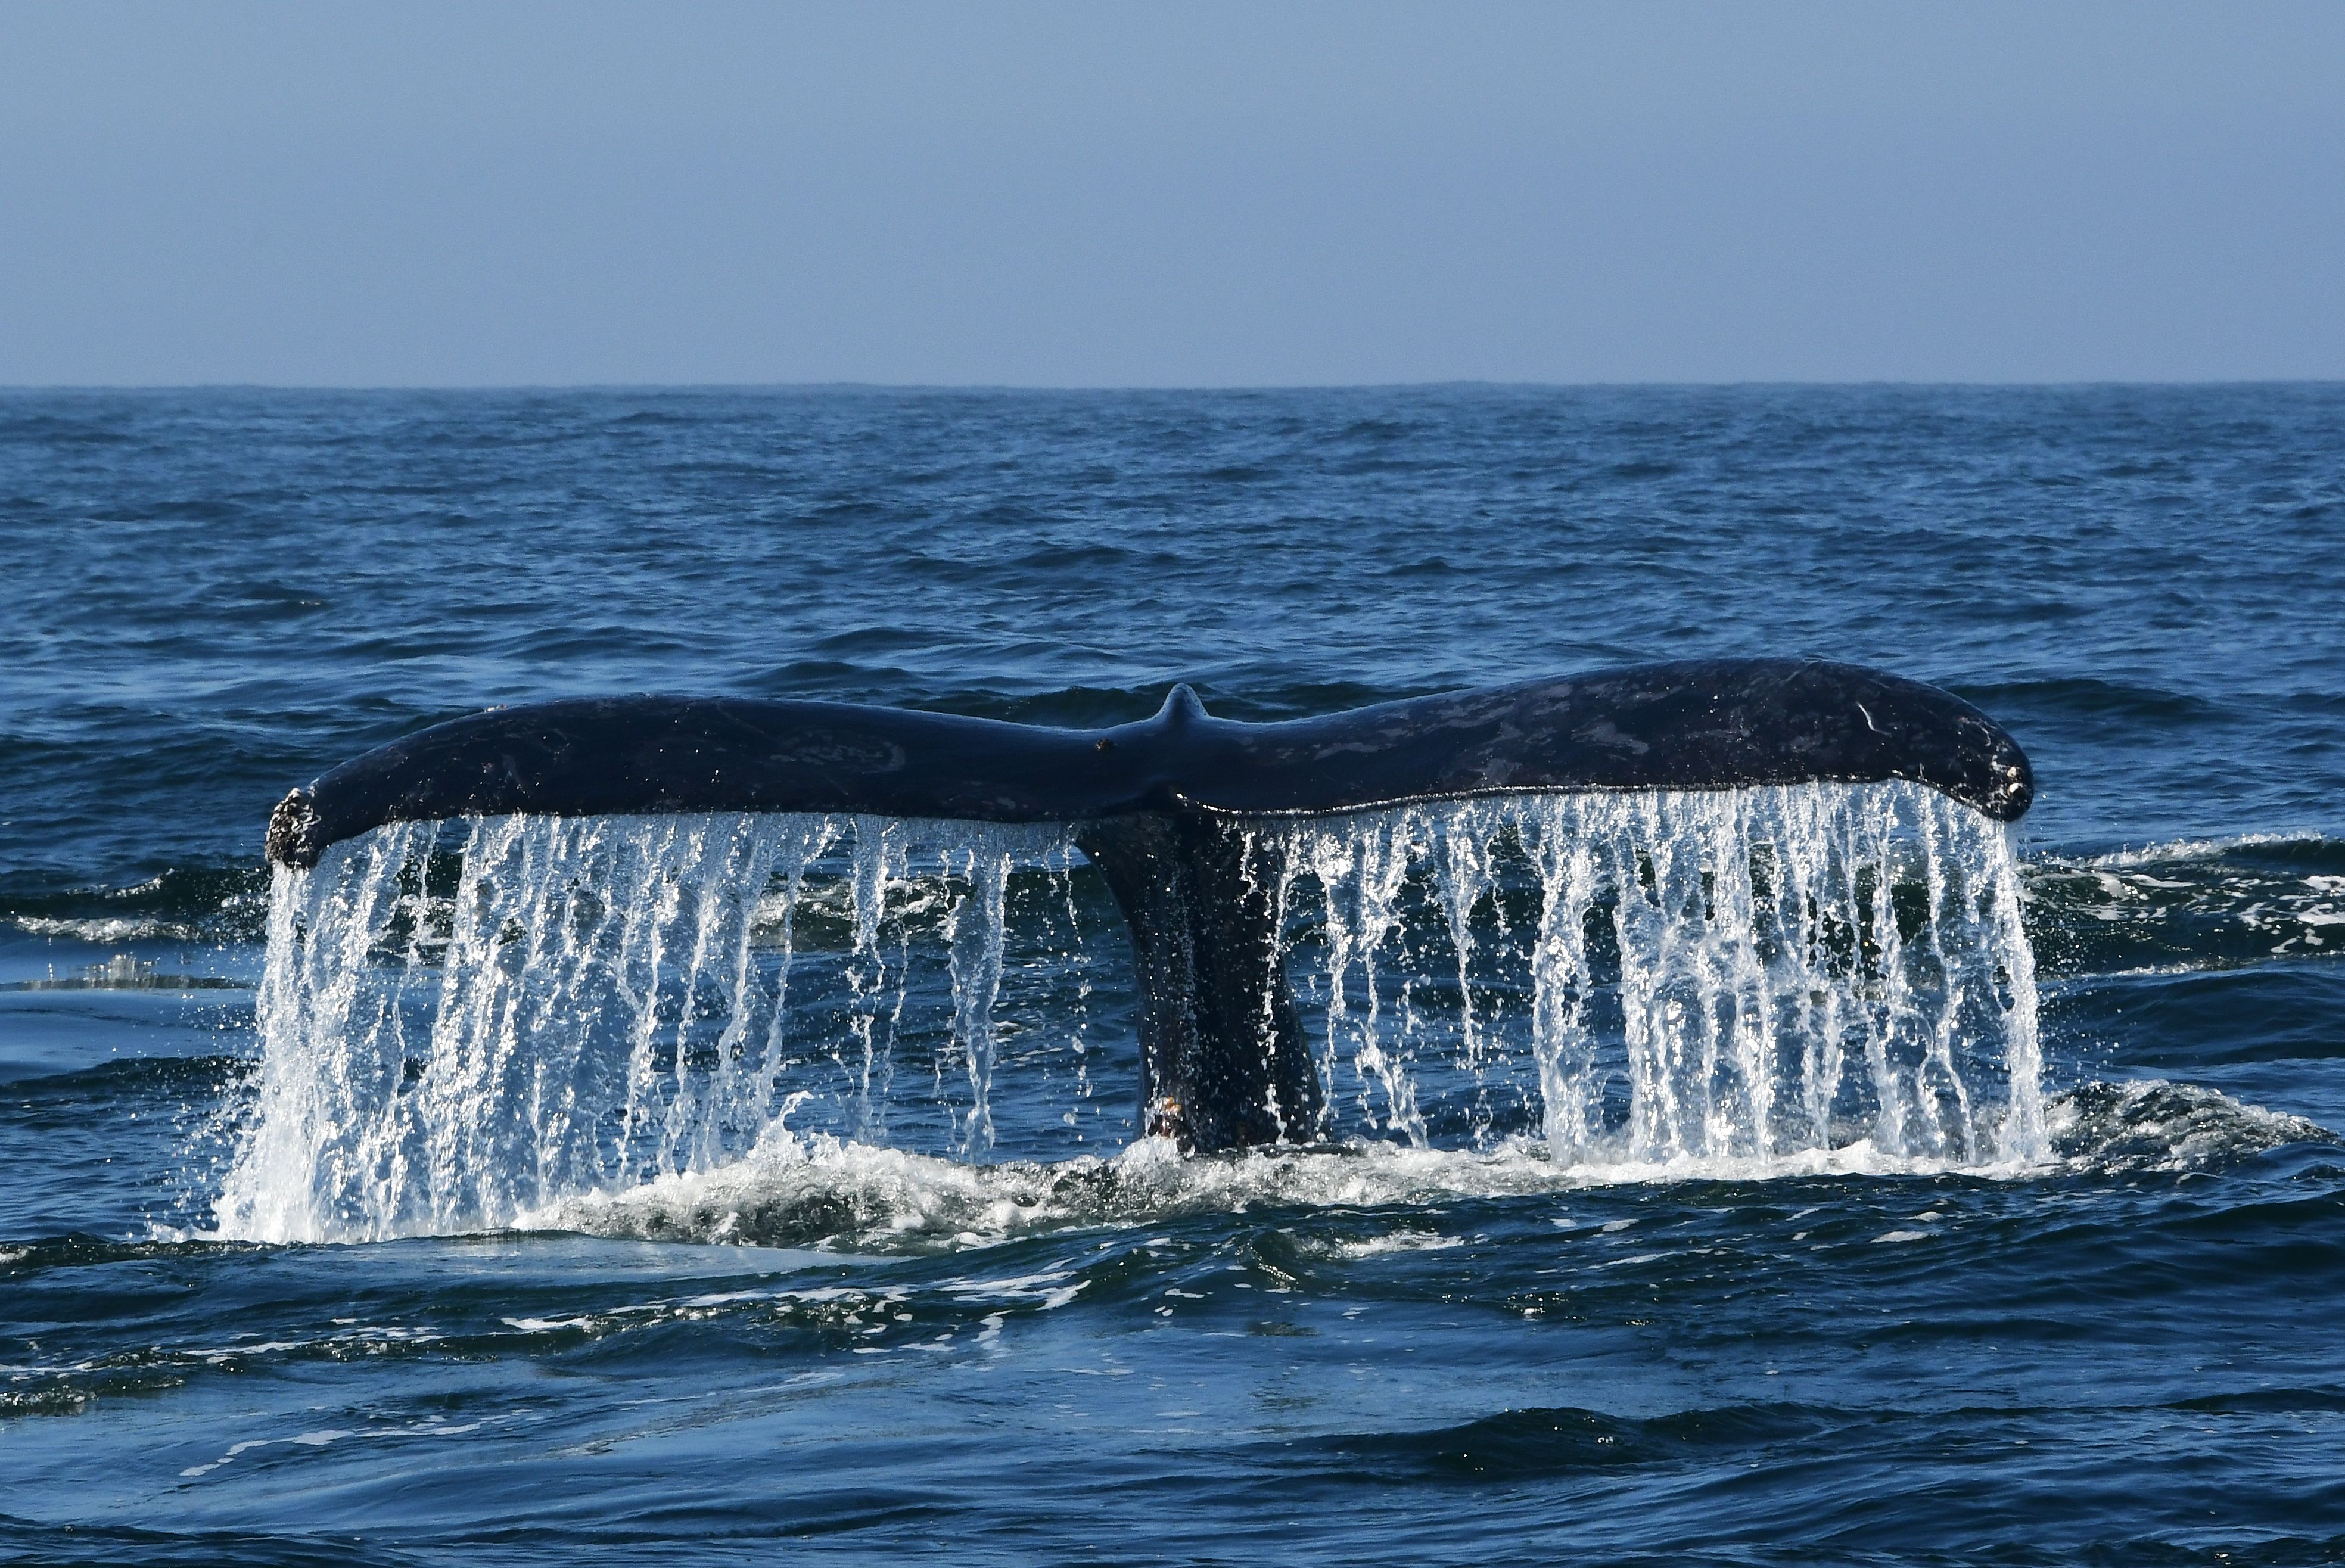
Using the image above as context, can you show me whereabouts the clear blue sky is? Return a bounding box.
[2,1,2338,386]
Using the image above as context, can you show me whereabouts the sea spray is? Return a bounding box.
[214,782,2041,1243]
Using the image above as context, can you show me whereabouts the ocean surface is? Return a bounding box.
[3,384,2343,1565]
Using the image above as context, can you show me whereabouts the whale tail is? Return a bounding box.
[263,658,2033,1152]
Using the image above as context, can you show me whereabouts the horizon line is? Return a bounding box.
[4,377,2343,394]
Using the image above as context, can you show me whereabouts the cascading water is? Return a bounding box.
[1271,783,2042,1170]
[214,782,2042,1244]
[216,813,1086,1243]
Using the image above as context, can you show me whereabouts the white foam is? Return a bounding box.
[2075,831,2332,869]
[2047,1078,2336,1171]
[176,1413,520,1481]
[9,915,204,944]
[514,1119,2044,1252]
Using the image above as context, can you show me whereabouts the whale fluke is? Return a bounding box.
[263,658,2033,1152]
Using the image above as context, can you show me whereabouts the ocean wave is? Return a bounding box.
[2023,833,2345,974]
[500,1081,2321,1254]
[1962,676,2220,726]
[0,864,270,946]
[2047,1079,2337,1172]
[2072,831,2342,869]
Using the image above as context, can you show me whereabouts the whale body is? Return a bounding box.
[264,658,2033,1152]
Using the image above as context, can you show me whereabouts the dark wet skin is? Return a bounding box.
[266,658,2032,869]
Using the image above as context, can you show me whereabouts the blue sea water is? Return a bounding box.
[3,384,2344,1564]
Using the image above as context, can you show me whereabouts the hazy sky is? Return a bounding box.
[2,2,2339,386]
